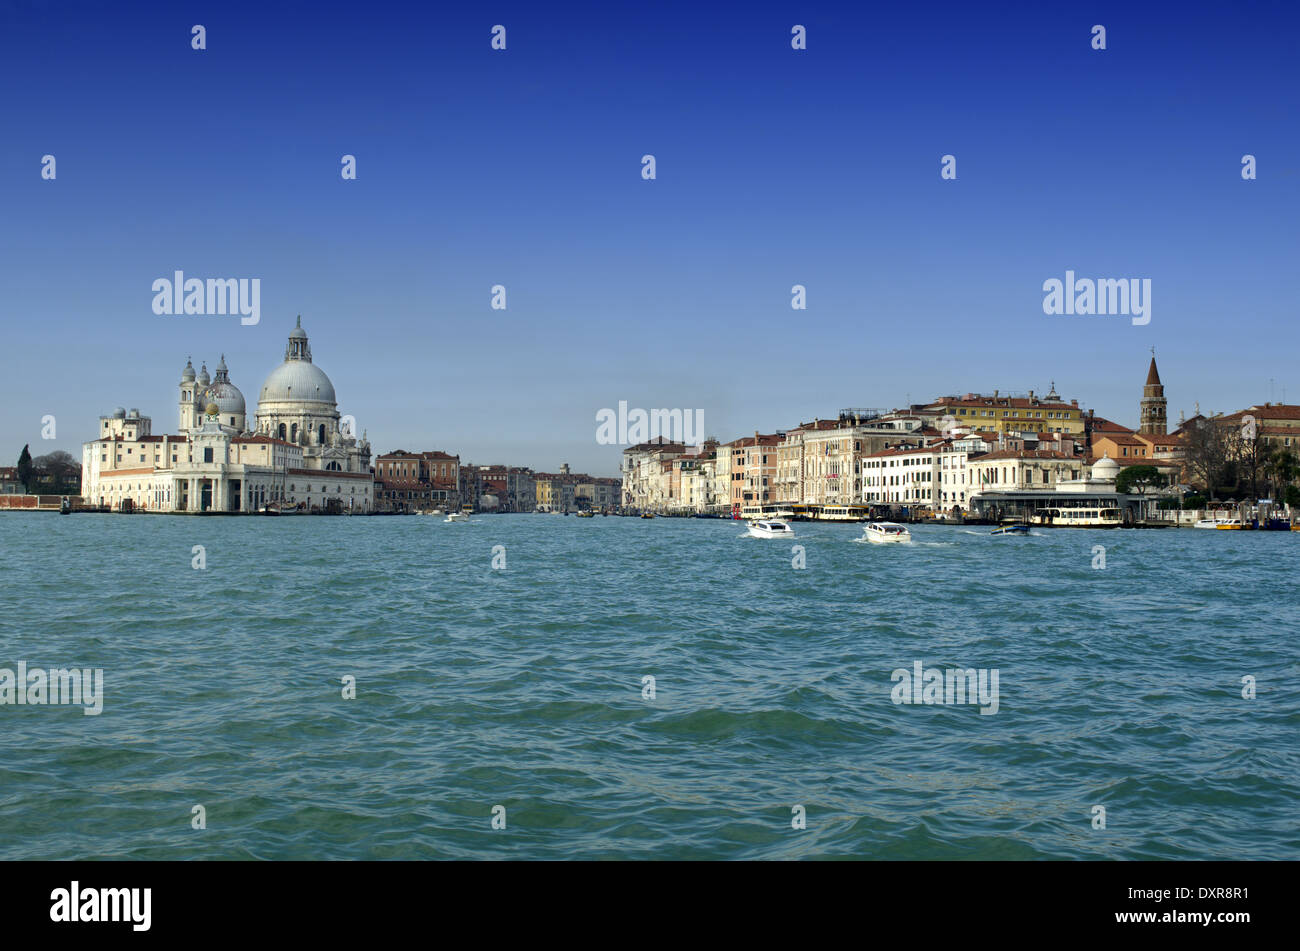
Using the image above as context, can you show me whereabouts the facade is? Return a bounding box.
[621,438,686,511]
[375,450,460,512]
[920,385,1086,436]
[81,319,374,513]
[863,443,942,506]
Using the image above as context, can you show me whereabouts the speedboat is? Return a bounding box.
[1215,519,1244,530]
[639,512,656,519]
[864,522,911,543]
[444,511,470,523]
[747,519,794,539]
[991,523,1030,536]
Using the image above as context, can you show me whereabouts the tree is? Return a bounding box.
[15,445,33,493]
[1116,464,1165,496]
[1182,417,1230,500]
[1230,424,1267,501]
[1264,447,1298,501]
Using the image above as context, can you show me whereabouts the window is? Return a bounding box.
[204,448,214,463]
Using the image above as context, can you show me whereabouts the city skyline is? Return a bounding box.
[3,1,1297,474]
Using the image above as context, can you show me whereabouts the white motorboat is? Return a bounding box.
[864,521,911,543]
[444,511,470,523]
[747,519,794,539]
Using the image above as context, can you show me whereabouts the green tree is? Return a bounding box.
[15,444,33,493]
[1116,464,1165,496]
[1264,447,1298,500]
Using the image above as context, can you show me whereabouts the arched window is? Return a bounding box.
[277,423,286,440]
[291,423,298,443]
[318,424,326,445]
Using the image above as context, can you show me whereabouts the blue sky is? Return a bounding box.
[2,1,1297,475]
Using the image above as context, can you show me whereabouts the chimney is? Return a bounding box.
[1071,399,1078,408]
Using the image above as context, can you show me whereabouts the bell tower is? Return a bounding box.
[178,357,198,431]
[1139,352,1167,435]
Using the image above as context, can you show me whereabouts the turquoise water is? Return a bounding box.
[1,513,1297,860]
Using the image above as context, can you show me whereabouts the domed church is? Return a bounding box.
[252,316,370,474]
[82,317,374,513]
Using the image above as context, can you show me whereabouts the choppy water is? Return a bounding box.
[1,513,1297,860]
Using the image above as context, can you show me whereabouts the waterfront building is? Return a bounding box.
[375,449,460,512]
[968,448,1087,498]
[81,320,374,513]
[729,433,781,515]
[862,442,943,506]
[938,433,994,511]
[534,466,578,513]
[621,438,685,511]
[0,466,23,495]
[967,455,1148,523]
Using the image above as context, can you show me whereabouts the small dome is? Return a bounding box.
[198,363,211,386]
[1092,454,1121,481]
[204,381,246,416]
[203,354,246,416]
[127,408,140,418]
[182,358,196,382]
[113,407,126,419]
[289,316,308,339]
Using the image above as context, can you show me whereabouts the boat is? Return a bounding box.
[444,511,470,523]
[639,512,656,519]
[991,523,1030,536]
[1193,518,1224,529]
[1032,507,1122,528]
[864,522,911,543]
[259,502,303,516]
[1215,518,1244,530]
[747,519,794,539]
[814,504,871,522]
[576,510,596,518]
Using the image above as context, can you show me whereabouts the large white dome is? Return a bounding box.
[259,360,336,405]
[256,318,338,406]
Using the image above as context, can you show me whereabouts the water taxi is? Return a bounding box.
[747,519,795,539]
[639,512,656,519]
[575,510,596,518]
[1214,518,1245,530]
[864,522,911,543]
[444,511,470,523]
[991,523,1030,536]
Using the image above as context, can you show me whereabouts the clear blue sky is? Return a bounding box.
[2,1,1296,476]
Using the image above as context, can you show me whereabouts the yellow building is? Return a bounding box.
[922,384,1085,436]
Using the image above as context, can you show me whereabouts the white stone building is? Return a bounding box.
[81,318,373,513]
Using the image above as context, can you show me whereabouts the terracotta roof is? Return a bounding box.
[1088,416,1134,433]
